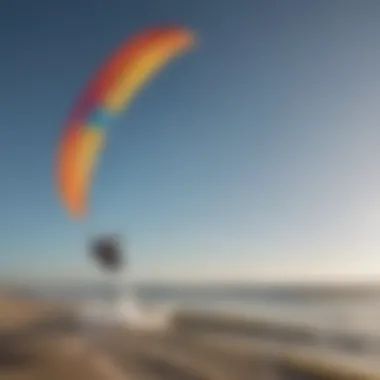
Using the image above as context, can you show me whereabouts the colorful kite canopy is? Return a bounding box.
[56,26,195,219]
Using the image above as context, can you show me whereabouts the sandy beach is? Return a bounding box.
[0,295,379,380]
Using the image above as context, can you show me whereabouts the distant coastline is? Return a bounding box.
[6,279,380,301]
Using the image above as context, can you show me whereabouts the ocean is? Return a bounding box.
[20,281,380,372]
[24,281,380,369]
[34,282,380,334]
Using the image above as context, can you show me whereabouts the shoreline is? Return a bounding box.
[171,310,380,379]
[171,308,380,351]
[1,295,380,379]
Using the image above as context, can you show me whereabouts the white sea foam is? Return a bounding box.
[79,296,174,331]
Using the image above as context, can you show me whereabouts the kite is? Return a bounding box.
[56,26,195,219]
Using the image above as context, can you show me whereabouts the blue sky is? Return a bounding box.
[1,0,380,283]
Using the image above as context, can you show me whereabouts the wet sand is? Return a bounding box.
[0,296,379,380]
